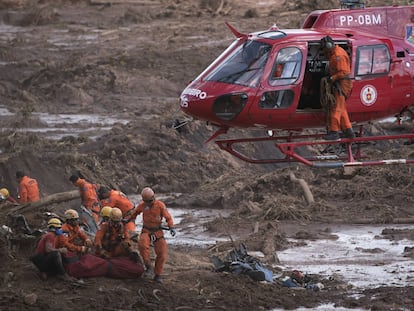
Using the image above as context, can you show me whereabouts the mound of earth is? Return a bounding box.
[0,0,413,310]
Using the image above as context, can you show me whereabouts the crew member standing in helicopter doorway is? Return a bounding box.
[321,35,355,140]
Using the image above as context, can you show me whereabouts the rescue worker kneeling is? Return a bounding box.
[94,207,140,263]
[60,209,92,255]
[30,218,75,282]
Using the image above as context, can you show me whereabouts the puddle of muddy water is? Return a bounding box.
[277,225,414,289]
[157,206,414,291]
[128,194,231,246]
[0,106,129,139]
[162,209,413,310]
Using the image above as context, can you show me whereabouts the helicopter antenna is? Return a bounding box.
[340,0,365,9]
[225,22,248,39]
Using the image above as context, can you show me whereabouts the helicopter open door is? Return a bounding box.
[250,41,326,129]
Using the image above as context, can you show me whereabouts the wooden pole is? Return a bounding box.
[4,190,79,216]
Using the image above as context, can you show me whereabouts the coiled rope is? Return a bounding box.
[320,77,336,111]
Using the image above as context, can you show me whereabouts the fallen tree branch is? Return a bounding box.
[5,190,79,216]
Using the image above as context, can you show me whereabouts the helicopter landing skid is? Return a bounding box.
[214,133,414,168]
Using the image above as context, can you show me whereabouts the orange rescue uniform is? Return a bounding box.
[100,190,136,233]
[129,199,174,276]
[60,223,92,253]
[327,45,353,132]
[18,176,40,203]
[74,178,101,224]
[94,221,132,258]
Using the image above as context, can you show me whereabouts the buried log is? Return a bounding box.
[289,172,314,205]
[4,190,79,216]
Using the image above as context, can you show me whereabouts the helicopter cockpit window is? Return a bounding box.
[204,40,271,88]
[269,47,302,86]
[356,45,390,76]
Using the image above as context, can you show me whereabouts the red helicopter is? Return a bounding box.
[179,0,414,168]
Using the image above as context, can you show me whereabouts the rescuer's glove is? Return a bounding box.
[170,228,176,237]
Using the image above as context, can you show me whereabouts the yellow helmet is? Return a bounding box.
[110,207,123,222]
[64,209,79,220]
[48,218,62,228]
[0,188,9,198]
[100,206,112,218]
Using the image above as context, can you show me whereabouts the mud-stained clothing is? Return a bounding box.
[30,231,66,275]
[94,221,132,258]
[18,175,40,203]
[60,223,92,253]
[130,199,174,276]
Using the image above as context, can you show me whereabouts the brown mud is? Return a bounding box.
[0,0,413,310]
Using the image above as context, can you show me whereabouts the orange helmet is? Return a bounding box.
[100,206,112,218]
[141,187,155,202]
[110,207,123,222]
[64,209,79,220]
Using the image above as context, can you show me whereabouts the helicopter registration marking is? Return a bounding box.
[360,85,377,106]
[338,14,382,27]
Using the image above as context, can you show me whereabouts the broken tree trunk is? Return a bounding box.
[5,190,79,216]
[289,172,314,205]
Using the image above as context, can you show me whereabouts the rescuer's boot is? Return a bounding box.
[153,275,163,283]
[343,128,355,139]
[323,131,340,140]
[144,264,154,278]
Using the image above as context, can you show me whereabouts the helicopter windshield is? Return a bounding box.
[205,40,271,87]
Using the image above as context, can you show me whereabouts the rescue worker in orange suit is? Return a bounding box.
[59,209,92,255]
[94,207,140,262]
[127,187,176,283]
[16,170,40,204]
[30,218,74,282]
[0,188,18,204]
[321,36,355,140]
[69,174,101,224]
[97,186,136,235]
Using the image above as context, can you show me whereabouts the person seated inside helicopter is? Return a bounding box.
[273,63,284,78]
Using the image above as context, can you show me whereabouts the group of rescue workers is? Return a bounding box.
[2,171,175,284]
[0,36,354,285]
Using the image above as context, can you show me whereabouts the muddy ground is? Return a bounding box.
[0,0,413,310]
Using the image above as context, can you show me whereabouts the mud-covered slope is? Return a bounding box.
[0,1,413,311]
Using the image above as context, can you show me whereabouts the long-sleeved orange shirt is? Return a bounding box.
[329,45,351,81]
[74,178,100,209]
[328,45,353,98]
[100,190,134,217]
[130,200,173,231]
[18,176,40,203]
[60,223,91,253]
